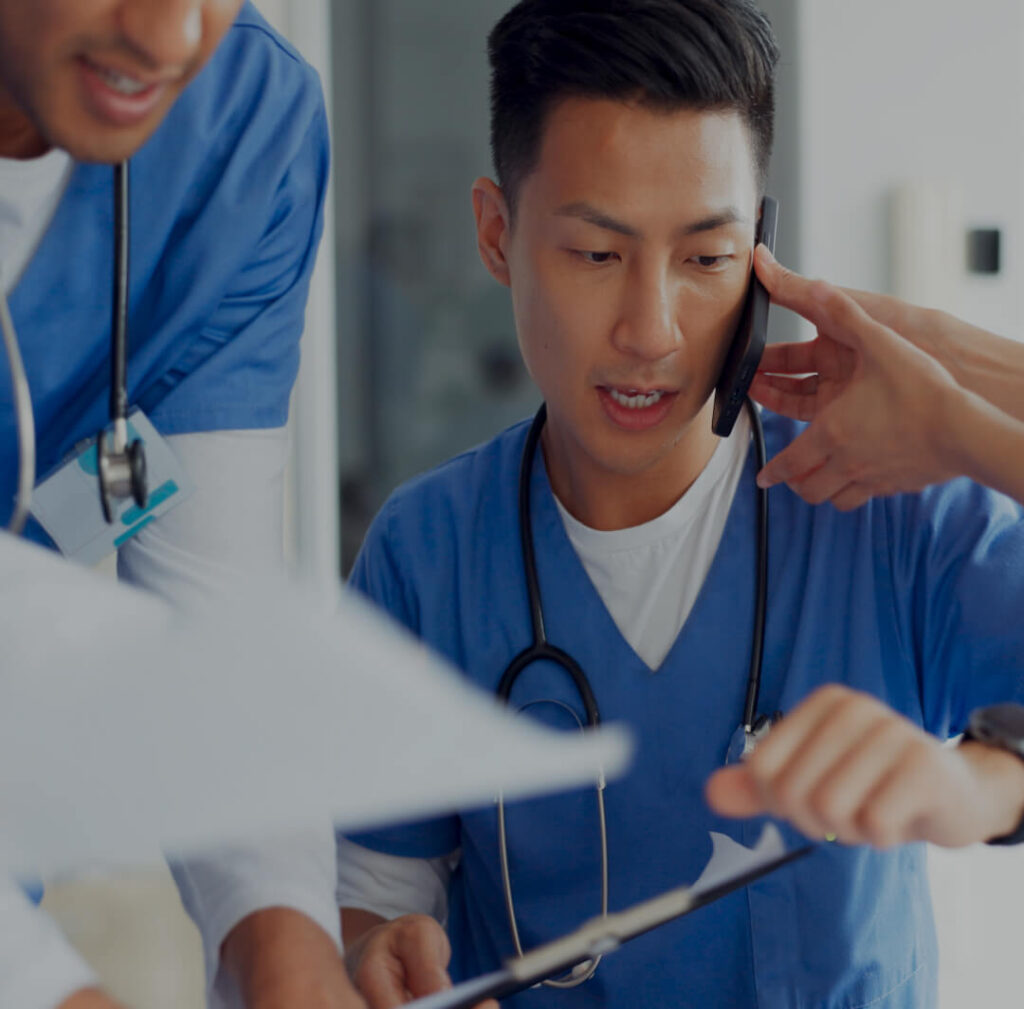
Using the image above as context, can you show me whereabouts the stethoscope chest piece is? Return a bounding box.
[97,425,148,523]
[725,711,783,765]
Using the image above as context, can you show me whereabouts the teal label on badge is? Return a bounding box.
[30,411,195,566]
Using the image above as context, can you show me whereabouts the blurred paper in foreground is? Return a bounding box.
[0,534,631,879]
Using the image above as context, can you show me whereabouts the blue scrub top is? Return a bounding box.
[348,414,1024,1009]
[0,2,329,540]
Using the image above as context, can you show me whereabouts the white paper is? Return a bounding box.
[690,824,788,897]
[510,823,793,983]
[407,824,798,1009]
[0,533,632,880]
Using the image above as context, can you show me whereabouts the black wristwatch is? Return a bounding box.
[962,703,1024,846]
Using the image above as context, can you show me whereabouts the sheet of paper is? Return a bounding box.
[690,823,788,897]
[0,533,632,880]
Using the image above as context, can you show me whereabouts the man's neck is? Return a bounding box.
[0,90,50,159]
[543,399,720,531]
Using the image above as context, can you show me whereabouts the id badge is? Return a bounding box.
[31,410,194,566]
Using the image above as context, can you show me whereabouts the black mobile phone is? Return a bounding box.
[711,196,779,437]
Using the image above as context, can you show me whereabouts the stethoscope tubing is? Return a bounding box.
[0,284,35,536]
[742,401,769,731]
[495,399,770,986]
[496,404,600,727]
[2,161,134,536]
[110,160,130,448]
[505,400,769,726]
[496,404,607,985]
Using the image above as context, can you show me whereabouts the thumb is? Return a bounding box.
[705,766,766,819]
[401,924,452,998]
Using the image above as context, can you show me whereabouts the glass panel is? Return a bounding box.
[334,0,539,570]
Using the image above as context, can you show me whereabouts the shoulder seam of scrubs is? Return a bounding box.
[233,18,310,71]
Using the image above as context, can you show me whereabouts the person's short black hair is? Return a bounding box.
[487,0,779,214]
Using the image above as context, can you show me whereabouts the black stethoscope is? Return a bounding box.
[494,398,773,986]
[97,160,148,523]
[0,160,148,535]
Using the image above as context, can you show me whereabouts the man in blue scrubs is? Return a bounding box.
[0,3,358,1009]
[335,1,1024,1006]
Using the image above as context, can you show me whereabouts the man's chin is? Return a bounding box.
[41,108,169,164]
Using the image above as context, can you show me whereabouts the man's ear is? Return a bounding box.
[472,177,512,287]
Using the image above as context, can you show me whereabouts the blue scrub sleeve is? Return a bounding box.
[142,88,330,434]
[886,480,1024,737]
[345,498,462,858]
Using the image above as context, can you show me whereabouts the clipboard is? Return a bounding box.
[407,832,811,1009]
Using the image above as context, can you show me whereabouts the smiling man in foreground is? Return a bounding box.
[0,3,360,1009]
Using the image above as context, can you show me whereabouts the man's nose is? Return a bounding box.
[118,0,205,72]
[611,267,682,361]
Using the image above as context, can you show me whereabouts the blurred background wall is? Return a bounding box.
[46,2,1024,1006]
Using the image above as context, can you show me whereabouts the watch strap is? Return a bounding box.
[962,727,1024,846]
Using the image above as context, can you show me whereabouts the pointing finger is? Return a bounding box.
[752,245,837,328]
[754,247,881,354]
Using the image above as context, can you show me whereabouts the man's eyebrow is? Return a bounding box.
[553,202,748,239]
[554,202,640,237]
[676,208,747,237]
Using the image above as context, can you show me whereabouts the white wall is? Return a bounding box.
[797,0,1023,335]
[761,2,1024,1004]
[261,0,341,592]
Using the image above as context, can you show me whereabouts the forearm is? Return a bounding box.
[221,907,352,1009]
[930,312,1024,423]
[171,830,342,1009]
[842,287,1024,423]
[943,385,1024,505]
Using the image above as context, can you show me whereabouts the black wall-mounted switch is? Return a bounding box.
[967,228,1001,274]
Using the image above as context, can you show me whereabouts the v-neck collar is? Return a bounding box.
[528,434,759,676]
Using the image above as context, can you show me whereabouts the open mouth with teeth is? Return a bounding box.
[608,388,665,410]
[92,64,152,97]
[77,56,170,130]
[597,385,678,431]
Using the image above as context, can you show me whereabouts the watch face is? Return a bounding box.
[970,704,1024,754]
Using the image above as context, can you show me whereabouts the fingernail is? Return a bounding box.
[756,471,772,489]
[756,242,777,263]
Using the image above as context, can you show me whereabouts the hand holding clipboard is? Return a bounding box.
[405,825,811,1009]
